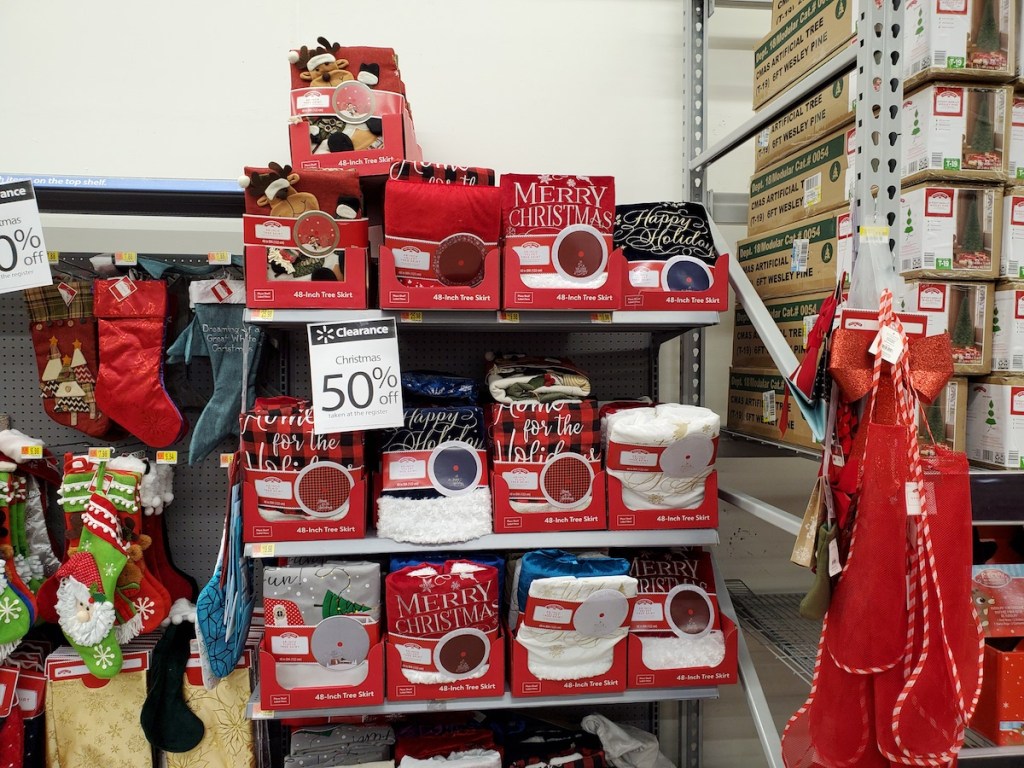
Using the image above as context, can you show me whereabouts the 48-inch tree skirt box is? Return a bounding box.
[754,71,856,173]
[753,0,858,110]
[737,209,851,299]
[902,279,995,374]
[747,127,854,237]
[733,291,832,369]
[899,183,1003,280]
[904,0,1015,88]
[726,367,819,451]
[902,83,1013,184]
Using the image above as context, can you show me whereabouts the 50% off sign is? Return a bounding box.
[0,180,52,295]
[307,318,405,434]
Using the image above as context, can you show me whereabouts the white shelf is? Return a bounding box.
[246,682,719,719]
[689,45,857,171]
[40,212,242,255]
[246,308,720,332]
[245,528,720,558]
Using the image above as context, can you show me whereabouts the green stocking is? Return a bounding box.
[0,558,31,662]
[799,523,837,621]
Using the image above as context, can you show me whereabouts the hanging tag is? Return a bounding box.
[831,444,845,467]
[905,482,923,516]
[879,326,904,363]
[762,390,776,423]
[108,276,137,302]
[828,538,842,576]
[56,282,77,307]
[859,225,890,242]
[210,280,234,303]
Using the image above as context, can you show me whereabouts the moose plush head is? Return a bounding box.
[238,162,321,217]
[288,37,354,88]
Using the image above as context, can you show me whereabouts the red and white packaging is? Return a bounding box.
[614,202,729,311]
[286,43,420,177]
[509,587,634,696]
[240,164,369,309]
[0,667,18,718]
[259,640,384,712]
[45,649,150,684]
[970,639,1024,746]
[501,174,622,310]
[385,632,505,702]
[239,397,367,543]
[14,669,46,718]
[625,549,738,687]
[380,163,502,310]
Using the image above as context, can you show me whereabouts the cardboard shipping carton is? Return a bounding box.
[967,374,1024,467]
[733,292,832,369]
[1002,186,1024,278]
[748,127,855,237]
[902,279,995,374]
[904,0,1015,87]
[727,367,819,451]
[737,209,851,299]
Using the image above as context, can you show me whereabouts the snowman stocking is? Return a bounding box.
[53,493,134,678]
[23,281,112,437]
[0,556,31,663]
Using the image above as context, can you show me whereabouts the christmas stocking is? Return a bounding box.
[140,465,198,603]
[139,622,204,753]
[52,493,133,678]
[93,278,186,447]
[0,555,31,663]
[0,699,24,768]
[167,279,264,464]
[106,457,171,637]
[23,281,112,437]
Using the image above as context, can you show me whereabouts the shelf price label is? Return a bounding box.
[88,447,112,461]
[0,180,51,295]
[155,450,178,465]
[114,252,137,266]
[220,453,234,468]
[307,318,404,434]
[207,251,231,264]
[47,251,59,264]
[19,445,42,459]
[400,311,423,323]
[251,543,276,558]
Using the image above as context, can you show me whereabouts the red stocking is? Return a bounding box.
[141,509,197,603]
[0,699,24,768]
[23,281,112,437]
[93,279,186,447]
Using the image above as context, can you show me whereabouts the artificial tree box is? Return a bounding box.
[726,367,819,451]
[771,0,803,29]
[748,127,855,237]
[737,209,851,299]
[993,282,1024,370]
[919,377,969,451]
[902,280,994,374]
[967,374,1024,467]
[904,0,1015,87]
[902,84,1012,183]
[733,292,832,369]
[1009,95,1024,180]
[1001,186,1024,278]
[753,0,858,109]
[754,72,857,172]
[899,183,1002,279]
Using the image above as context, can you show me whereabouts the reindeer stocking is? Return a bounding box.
[94,279,186,448]
[23,282,112,437]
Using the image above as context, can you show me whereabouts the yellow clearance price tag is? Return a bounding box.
[88,447,112,460]
[207,251,231,265]
[401,311,423,323]
[114,252,138,266]
[859,225,890,242]
[47,251,60,264]
[498,311,520,323]
[590,312,613,324]
[19,445,42,459]
[155,450,178,465]
[256,309,274,321]
[220,454,234,468]
[251,543,276,558]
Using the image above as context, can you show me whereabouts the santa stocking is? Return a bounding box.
[23,281,112,437]
[0,556,31,663]
[52,493,133,678]
[94,278,186,447]
[166,280,264,464]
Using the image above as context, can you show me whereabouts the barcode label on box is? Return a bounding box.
[762,390,776,423]
[930,153,943,168]
[983,449,994,462]
[923,252,936,269]
[932,50,947,66]
[804,174,822,207]
[791,239,810,273]
[1010,451,1021,467]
